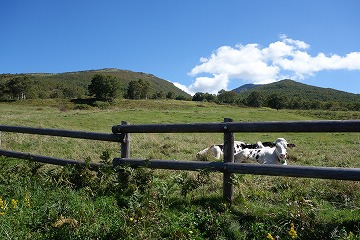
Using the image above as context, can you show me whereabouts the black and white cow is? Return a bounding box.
[196,138,294,163]
[196,141,245,161]
[234,138,289,165]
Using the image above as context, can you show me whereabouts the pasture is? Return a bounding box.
[0,99,359,239]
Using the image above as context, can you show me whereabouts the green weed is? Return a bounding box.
[0,99,359,239]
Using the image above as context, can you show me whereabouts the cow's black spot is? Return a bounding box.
[256,155,259,160]
[216,145,224,151]
[263,142,275,147]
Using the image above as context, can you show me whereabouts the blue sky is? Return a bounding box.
[1,0,360,95]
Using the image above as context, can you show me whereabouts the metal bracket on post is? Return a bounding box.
[120,121,130,159]
[223,118,234,203]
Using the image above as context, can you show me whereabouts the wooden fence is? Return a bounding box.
[1,119,360,202]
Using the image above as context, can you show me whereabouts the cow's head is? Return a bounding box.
[196,145,223,161]
[274,138,288,164]
[196,147,210,161]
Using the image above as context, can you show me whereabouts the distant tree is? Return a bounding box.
[0,81,8,100]
[203,93,217,102]
[49,89,64,99]
[38,91,48,99]
[266,94,287,110]
[63,86,85,99]
[126,80,141,99]
[6,76,31,100]
[166,91,175,99]
[192,92,205,101]
[139,79,151,99]
[324,101,341,110]
[235,97,247,107]
[192,92,217,102]
[217,89,238,104]
[288,97,304,109]
[88,74,120,102]
[152,91,166,99]
[309,100,322,110]
[246,91,263,107]
[348,102,360,111]
[126,79,151,99]
[175,95,188,100]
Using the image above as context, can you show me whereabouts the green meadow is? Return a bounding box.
[0,99,359,239]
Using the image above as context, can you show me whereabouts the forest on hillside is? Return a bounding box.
[0,72,189,102]
[192,90,360,111]
[1,72,359,111]
[218,79,360,111]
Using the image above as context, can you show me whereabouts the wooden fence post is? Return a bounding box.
[120,121,130,158]
[223,118,234,203]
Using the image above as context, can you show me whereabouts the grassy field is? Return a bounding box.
[0,99,359,239]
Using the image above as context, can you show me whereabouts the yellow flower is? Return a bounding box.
[0,197,8,216]
[288,222,298,239]
[130,217,134,222]
[11,199,18,209]
[24,192,31,208]
[0,197,7,211]
[266,233,275,240]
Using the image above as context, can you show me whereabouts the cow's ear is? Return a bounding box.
[287,143,295,148]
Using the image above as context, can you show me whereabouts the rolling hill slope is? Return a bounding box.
[233,79,360,103]
[0,68,191,99]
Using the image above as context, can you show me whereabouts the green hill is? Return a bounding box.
[0,68,191,100]
[232,83,258,93]
[233,79,360,103]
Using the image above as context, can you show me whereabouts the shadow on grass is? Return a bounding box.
[70,98,97,106]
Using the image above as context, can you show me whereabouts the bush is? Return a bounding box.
[93,101,111,109]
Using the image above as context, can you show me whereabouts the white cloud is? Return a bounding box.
[173,82,191,94]
[337,52,360,70]
[188,74,229,94]
[182,35,360,95]
[189,44,278,84]
[280,34,310,49]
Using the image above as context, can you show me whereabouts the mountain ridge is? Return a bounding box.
[0,68,191,99]
[232,79,360,103]
[232,83,258,93]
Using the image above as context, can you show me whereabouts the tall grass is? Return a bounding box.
[0,99,359,239]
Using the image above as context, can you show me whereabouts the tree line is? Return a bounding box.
[192,90,360,111]
[0,74,187,102]
[0,75,87,100]
[88,74,187,101]
[1,74,359,110]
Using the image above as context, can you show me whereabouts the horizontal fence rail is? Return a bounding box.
[0,125,123,142]
[0,149,104,169]
[113,158,360,181]
[112,120,360,133]
[1,119,360,202]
